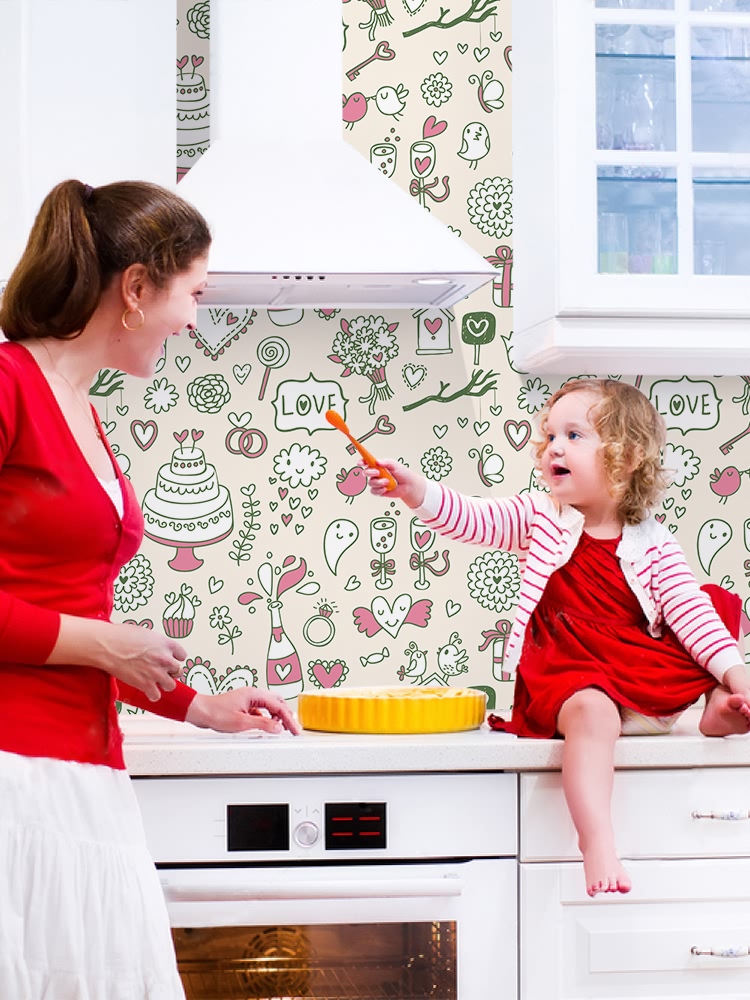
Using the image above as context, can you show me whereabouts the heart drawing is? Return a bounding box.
[310,659,348,688]
[131,420,158,451]
[504,419,532,452]
[190,308,257,360]
[423,115,447,139]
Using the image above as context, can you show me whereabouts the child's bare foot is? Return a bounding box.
[582,844,632,897]
[699,691,750,737]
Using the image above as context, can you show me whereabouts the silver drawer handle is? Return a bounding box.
[691,810,750,821]
[691,946,749,959]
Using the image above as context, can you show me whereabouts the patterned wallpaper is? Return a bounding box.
[110,0,748,715]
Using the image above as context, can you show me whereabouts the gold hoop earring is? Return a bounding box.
[121,307,145,331]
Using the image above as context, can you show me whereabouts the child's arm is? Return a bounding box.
[656,543,746,687]
[364,459,536,554]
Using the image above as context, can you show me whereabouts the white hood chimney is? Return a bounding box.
[177,0,495,309]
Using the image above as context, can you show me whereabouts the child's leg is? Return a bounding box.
[557,688,632,897]
[698,590,750,736]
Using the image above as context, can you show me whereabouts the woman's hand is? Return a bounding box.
[361,459,427,509]
[50,617,186,702]
[185,687,302,735]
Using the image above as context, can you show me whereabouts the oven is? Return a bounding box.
[133,771,518,1000]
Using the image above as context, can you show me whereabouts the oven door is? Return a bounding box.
[159,857,516,1000]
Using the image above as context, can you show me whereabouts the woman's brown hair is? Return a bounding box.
[0,179,211,341]
[532,378,672,524]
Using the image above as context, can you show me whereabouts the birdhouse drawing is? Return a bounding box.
[413,308,455,355]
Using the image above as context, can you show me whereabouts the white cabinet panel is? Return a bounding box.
[0,0,175,279]
[521,768,750,861]
[521,858,750,999]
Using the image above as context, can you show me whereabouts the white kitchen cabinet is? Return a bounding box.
[521,768,750,860]
[521,859,750,999]
[519,768,750,999]
[513,0,750,374]
[0,0,174,280]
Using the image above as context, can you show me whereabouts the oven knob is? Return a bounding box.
[293,821,320,847]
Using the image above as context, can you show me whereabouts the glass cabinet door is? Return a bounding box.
[595,0,750,277]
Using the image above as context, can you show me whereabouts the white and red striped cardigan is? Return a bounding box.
[416,482,741,684]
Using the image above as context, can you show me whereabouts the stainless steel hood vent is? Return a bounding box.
[176,0,495,309]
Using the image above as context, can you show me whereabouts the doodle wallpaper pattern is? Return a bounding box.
[107,0,750,715]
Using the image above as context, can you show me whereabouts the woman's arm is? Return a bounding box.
[48,615,187,701]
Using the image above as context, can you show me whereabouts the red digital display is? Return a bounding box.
[324,802,386,850]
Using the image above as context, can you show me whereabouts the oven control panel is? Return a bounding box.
[226,802,386,852]
[133,773,517,862]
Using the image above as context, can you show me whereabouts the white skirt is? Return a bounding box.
[0,750,185,1000]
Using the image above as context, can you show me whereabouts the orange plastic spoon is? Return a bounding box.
[325,410,397,491]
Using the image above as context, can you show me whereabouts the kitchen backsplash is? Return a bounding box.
[109,0,749,714]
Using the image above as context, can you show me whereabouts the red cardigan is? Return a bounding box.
[0,342,196,768]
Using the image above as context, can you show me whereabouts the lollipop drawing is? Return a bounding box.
[325,410,397,490]
[257,336,291,401]
[461,311,496,366]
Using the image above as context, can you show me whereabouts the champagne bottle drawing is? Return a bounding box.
[239,556,308,700]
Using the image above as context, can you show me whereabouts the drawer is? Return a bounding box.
[521,858,750,999]
[521,768,750,861]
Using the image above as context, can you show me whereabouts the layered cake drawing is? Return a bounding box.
[176,59,209,180]
[142,430,232,571]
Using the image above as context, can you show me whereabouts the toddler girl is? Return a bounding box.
[365,379,750,897]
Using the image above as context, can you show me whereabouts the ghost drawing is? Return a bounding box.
[458,122,490,169]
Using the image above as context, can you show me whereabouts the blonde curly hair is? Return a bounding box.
[532,379,671,525]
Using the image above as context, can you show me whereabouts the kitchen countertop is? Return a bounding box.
[122,709,750,776]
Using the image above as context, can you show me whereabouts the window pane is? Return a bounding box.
[691,1,750,12]
[596,30,675,151]
[598,169,678,274]
[692,29,750,151]
[597,1,674,8]
[694,170,750,274]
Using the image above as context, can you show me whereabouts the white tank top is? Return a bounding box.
[97,477,124,519]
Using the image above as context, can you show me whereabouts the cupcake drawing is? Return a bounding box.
[162,583,201,638]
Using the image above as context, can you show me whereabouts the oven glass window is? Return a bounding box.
[172,921,457,999]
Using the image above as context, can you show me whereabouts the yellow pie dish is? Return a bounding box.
[298,686,487,734]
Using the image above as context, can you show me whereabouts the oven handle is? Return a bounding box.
[161,874,464,902]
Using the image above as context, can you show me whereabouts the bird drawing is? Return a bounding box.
[371,83,409,120]
[342,92,369,129]
[468,70,505,114]
[457,121,491,168]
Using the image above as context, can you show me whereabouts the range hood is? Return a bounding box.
[176,0,495,309]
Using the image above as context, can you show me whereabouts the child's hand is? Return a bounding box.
[722,664,750,707]
[361,459,427,509]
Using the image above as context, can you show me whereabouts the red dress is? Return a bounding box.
[489,532,740,738]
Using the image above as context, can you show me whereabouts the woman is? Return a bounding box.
[0,178,299,998]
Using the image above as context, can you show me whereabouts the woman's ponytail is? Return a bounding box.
[0,179,103,340]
